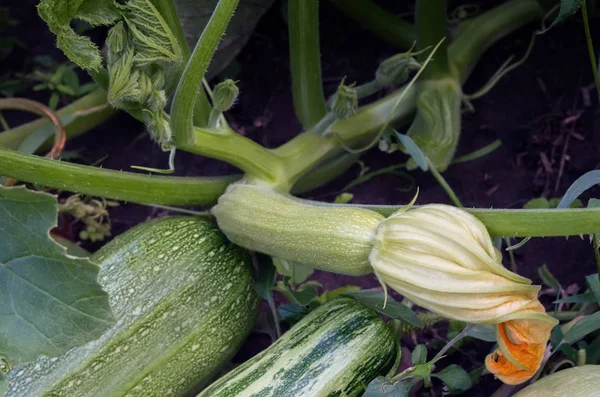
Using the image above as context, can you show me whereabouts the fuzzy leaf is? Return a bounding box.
[0,187,114,367]
[37,0,120,70]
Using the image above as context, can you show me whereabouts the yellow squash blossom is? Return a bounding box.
[369,204,558,384]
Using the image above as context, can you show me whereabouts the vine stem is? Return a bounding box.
[288,0,327,128]
[427,158,463,208]
[0,98,65,160]
[582,0,600,106]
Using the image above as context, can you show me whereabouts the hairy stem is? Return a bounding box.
[0,149,238,206]
[171,0,238,136]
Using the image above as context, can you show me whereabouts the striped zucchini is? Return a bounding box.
[198,297,399,397]
[7,216,258,397]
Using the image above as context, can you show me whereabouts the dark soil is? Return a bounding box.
[3,0,600,396]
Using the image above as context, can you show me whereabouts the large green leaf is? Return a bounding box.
[0,187,114,367]
[174,0,275,79]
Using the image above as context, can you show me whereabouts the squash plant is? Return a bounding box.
[1,0,600,395]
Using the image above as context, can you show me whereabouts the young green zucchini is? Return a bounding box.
[7,216,258,397]
[197,297,399,397]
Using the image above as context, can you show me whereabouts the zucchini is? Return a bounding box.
[198,297,399,397]
[7,216,258,397]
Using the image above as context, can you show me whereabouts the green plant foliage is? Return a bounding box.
[558,311,600,347]
[363,376,414,396]
[0,186,114,368]
[343,289,422,327]
[539,0,582,34]
[557,170,600,208]
[431,364,473,395]
[37,0,120,70]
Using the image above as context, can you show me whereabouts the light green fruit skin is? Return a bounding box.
[7,217,258,397]
[213,184,385,276]
[513,366,600,397]
[198,297,399,397]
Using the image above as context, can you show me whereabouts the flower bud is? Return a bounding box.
[106,22,129,62]
[331,80,358,119]
[368,204,557,384]
[213,79,239,112]
[376,53,421,87]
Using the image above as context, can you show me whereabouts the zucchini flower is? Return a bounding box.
[213,185,558,385]
[369,204,558,384]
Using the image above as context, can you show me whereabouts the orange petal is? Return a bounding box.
[485,320,550,385]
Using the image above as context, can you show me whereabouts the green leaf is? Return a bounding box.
[524,197,550,209]
[554,292,597,304]
[465,324,497,342]
[363,376,413,397]
[433,365,473,394]
[0,186,114,367]
[560,311,600,346]
[175,0,275,79]
[37,0,120,71]
[52,235,91,258]
[585,274,600,304]
[538,0,582,34]
[278,303,308,324]
[451,139,502,164]
[394,130,428,171]
[271,257,313,285]
[538,264,562,291]
[343,289,422,328]
[557,170,600,209]
[254,254,276,301]
[275,281,320,306]
[412,344,427,365]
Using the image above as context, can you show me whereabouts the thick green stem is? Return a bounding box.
[171,0,237,136]
[288,0,327,128]
[184,126,284,185]
[415,0,452,79]
[326,0,416,49]
[364,205,600,237]
[150,0,213,124]
[273,0,542,187]
[0,89,114,150]
[0,149,237,205]
[450,0,543,83]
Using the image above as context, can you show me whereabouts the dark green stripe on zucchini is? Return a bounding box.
[198,297,399,397]
[7,217,258,397]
